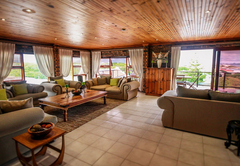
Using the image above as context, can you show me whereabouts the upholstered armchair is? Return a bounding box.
[41,76,81,96]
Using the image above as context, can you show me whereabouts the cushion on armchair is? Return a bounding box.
[0,97,33,113]
[55,79,65,87]
[11,83,28,96]
[0,89,7,100]
[177,86,210,99]
[49,75,63,81]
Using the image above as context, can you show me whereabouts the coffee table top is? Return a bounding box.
[13,127,65,150]
[39,90,107,107]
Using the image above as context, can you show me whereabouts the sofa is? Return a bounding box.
[3,81,48,106]
[41,75,81,96]
[0,98,58,165]
[157,86,240,139]
[86,77,140,100]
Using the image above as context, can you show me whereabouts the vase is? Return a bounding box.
[157,60,162,68]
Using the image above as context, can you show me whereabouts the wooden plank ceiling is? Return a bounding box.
[0,0,240,49]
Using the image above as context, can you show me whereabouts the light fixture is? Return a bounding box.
[143,40,144,42]
[102,44,104,45]
[205,10,210,14]
[156,39,158,41]
[95,37,97,39]
[1,18,5,21]
[121,28,126,31]
[22,8,36,13]
[55,38,57,40]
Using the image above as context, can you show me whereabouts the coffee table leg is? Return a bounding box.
[103,96,106,104]
[63,109,68,122]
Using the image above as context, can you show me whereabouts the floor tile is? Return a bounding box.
[121,160,141,166]
[155,143,180,160]
[148,125,165,134]
[135,138,158,153]
[177,161,194,166]
[77,133,100,145]
[113,124,131,133]
[142,131,162,142]
[101,121,118,129]
[160,135,182,148]
[126,127,146,137]
[108,142,133,158]
[118,134,140,147]
[164,128,183,138]
[204,155,232,166]
[203,136,225,147]
[182,132,203,143]
[65,141,88,157]
[203,144,230,160]
[89,126,110,136]
[65,130,87,140]
[93,153,124,166]
[66,158,90,166]
[79,123,98,132]
[88,118,105,126]
[178,149,204,166]
[108,116,124,123]
[181,139,203,154]
[76,146,105,165]
[149,154,177,166]
[91,137,116,151]
[103,129,125,141]
[127,148,154,166]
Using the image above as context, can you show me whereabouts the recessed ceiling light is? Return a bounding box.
[205,10,210,14]
[22,9,36,13]
[55,38,57,40]
[143,41,144,42]
[156,39,158,41]
[121,28,126,31]
[47,4,54,8]
[102,44,104,45]
[1,18,5,21]
[95,37,97,39]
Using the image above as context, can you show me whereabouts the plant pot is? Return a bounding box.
[157,60,162,68]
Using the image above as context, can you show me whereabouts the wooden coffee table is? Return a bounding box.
[13,127,65,166]
[39,90,107,122]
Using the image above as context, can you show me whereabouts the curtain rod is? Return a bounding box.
[173,41,240,47]
[92,46,143,52]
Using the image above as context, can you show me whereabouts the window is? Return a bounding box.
[127,58,138,81]
[111,58,126,78]
[23,54,47,84]
[4,54,24,81]
[72,56,83,81]
[98,58,111,77]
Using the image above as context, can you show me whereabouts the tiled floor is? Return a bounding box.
[6,93,240,166]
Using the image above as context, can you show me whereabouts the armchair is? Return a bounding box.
[41,76,81,96]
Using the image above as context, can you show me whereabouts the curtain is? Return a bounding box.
[80,51,91,80]
[59,49,72,77]
[170,46,181,90]
[33,46,55,77]
[129,48,143,91]
[0,42,15,86]
[91,51,101,78]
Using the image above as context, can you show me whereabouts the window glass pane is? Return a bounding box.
[23,54,47,84]
[111,58,126,78]
[73,57,81,66]
[63,68,72,81]
[73,67,81,75]
[100,58,109,66]
[13,54,21,66]
[99,68,110,75]
[4,69,22,81]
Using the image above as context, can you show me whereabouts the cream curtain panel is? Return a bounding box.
[170,46,181,90]
[0,42,15,86]
[91,51,101,78]
[33,46,55,77]
[80,51,91,80]
[129,48,143,91]
[59,49,72,77]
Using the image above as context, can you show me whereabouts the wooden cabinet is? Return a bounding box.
[146,68,173,96]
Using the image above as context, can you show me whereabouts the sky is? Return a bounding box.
[179,49,213,72]
[220,50,240,63]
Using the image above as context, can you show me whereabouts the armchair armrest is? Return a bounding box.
[85,80,93,89]
[0,107,45,137]
[122,81,140,91]
[6,89,13,98]
[41,82,62,95]
[28,84,45,93]
[67,81,82,89]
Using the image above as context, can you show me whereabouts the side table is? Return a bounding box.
[13,127,65,166]
[225,120,240,156]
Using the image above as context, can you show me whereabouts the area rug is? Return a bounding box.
[44,98,126,133]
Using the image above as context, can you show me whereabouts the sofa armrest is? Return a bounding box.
[68,81,82,89]
[0,107,45,137]
[6,89,13,98]
[122,81,140,91]
[41,82,62,95]
[28,84,45,93]
[85,80,93,89]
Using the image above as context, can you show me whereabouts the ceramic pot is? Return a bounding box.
[157,60,162,68]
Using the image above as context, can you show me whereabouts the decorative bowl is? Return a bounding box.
[28,122,54,139]
[72,90,82,95]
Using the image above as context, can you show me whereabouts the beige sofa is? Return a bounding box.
[86,78,140,100]
[157,88,240,139]
[41,75,82,96]
[3,81,48,106]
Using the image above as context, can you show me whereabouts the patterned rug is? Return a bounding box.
[44,98,126,132]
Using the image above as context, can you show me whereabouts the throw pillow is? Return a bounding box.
[118,78,123,87]
[177,86,210,99]
[92,78,98,85]
[0,89,7,100]
[50,75,63,81]
[11,83,28,96]
[127,77,132,82]
[0,97,33,113]
[101,75,111,84]
[55,79,65,87]
[209,91,240,103]
[110,78,119,86]
[120,78,127,88]
[97,77,107,85]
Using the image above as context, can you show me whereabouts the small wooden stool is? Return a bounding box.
[13,127,65,166]
[225,120,240,156]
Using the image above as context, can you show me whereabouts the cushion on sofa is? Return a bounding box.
[110,78,119,86]
[209,91,240,103]
[120,78,127,89]
[105,86,121,94]
[0,97,33,113]
[177,86,210,99]
[0,89,7,100]
[90,85,111,91]
[118,78,123,87]
[55,79,65,87]
[92,78,98,85]
[49,75,63,81]
[9,92,48,100]
[101,75,111,84]
[97,77,107,85]
[11,83,28,96]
